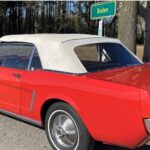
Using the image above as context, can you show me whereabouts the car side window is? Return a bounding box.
[0,43,33,70]
[30,49,42,70]
[75,43,141,72]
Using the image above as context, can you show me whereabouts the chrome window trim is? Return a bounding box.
[27,46,43,71]
[27,46,36,71]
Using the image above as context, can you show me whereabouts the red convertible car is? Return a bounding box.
[0,34,150,150]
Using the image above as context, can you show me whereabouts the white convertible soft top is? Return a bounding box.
[0,34,121,73]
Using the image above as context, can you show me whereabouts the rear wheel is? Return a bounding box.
[45,102,95,150]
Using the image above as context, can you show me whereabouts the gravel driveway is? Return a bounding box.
[0,114,51,150]
[0,114,150,150]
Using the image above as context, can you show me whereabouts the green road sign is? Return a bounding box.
[91,1,116,20]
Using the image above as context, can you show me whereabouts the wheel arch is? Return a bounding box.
[40,95,80,127]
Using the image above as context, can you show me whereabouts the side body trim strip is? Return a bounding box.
[30,90,36,112]
[0,109,42,127]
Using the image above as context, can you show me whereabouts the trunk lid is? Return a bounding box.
[84,63,150,90]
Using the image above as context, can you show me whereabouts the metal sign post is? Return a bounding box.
[98,19,103,36]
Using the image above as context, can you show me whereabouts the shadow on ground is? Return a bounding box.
[94,142,150,150]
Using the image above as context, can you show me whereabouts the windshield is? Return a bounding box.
[74,43,142,72]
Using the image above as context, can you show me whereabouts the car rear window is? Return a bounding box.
[74,43,142,72]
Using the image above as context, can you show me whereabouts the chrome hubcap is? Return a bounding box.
[51,113,78,148]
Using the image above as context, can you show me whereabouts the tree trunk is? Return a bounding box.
[76,2,81,32]
[41,1,45,32]
[118,1,137,53]
[143,1,150,62]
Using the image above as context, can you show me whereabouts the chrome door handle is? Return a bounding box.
[12,73,21,79]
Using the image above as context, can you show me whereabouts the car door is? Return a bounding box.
[0,42,34,114]
[20,48,42,118]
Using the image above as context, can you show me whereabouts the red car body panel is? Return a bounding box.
[0,67,24,114]
[85,63,150,120]
[85,63,150,89]
[20,66,149,147]
[1,63,150,148]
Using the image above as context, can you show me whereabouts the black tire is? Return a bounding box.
[45,102,95,150]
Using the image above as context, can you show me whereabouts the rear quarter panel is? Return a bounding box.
[20,70,147,148]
